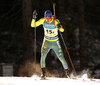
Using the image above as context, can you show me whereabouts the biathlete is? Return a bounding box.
[31,10,69,79]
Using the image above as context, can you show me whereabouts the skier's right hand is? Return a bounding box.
[33,10,37,19]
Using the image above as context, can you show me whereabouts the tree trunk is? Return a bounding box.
[18,0,34,77]
[58,0,66,30]
[57,0,67,45]
[22,0,33,61]
[67,0,73,17]
[78,0,87,69]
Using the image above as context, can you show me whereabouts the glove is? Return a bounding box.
[57,23,61,29]
[33,10,37,19]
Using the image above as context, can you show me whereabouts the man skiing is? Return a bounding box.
[31,10,69,79]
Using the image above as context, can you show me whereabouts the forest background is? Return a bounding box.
[0,0,100,78]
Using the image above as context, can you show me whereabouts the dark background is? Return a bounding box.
[0,0,100,78]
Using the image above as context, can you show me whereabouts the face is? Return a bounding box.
[45,17,52,23]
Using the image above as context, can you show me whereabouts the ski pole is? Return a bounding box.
[53,3,56,16]
[52,2,77,77]
[34,17,36,64]
[59,31,77,77]
[33,10,37,64]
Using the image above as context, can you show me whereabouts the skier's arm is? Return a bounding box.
[31,18,45,27]
[55,19,64,32]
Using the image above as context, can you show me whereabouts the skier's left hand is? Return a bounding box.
[57,24,61,30]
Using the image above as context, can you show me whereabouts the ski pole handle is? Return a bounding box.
[33,10,38,19]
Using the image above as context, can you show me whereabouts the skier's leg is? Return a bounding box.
[53,40,68,69]
[41,40,50,68]
[53,40,70,77]
[40,40,51,78]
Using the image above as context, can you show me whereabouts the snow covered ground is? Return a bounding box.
[0,75,100,85]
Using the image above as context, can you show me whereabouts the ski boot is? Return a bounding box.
[65,69,70,78]
[41,68,46,79]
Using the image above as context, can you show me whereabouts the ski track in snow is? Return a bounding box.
[0,75,100,85]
